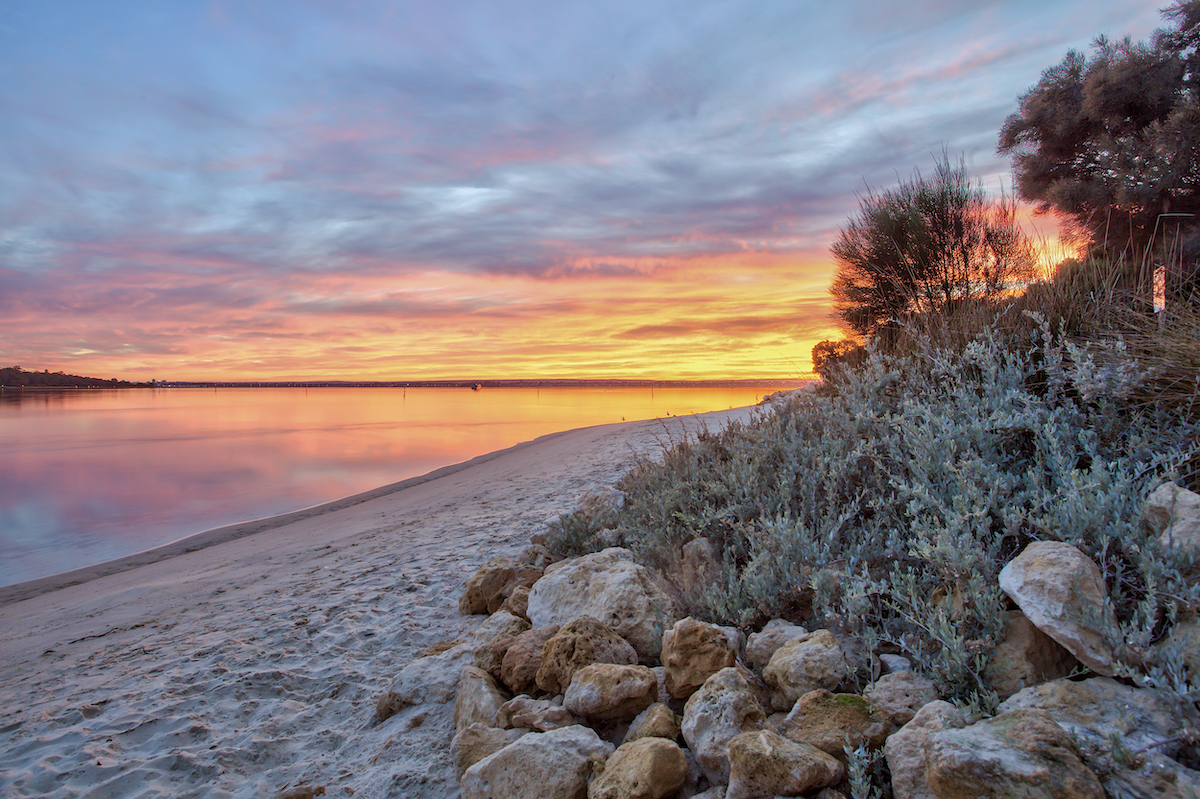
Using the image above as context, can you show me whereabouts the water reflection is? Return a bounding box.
[0,385,796,585]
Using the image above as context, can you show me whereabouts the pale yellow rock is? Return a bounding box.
[762,629,848,711]
[563,663,657,722]
[725,729,844,799]
[661,617,737,700]
[587,737,687,799]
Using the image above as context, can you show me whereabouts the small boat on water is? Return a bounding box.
[471,383,482,391]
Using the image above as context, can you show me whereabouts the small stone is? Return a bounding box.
[1144,482,1200,559]
[499,585,531,621]
[563,663,658,722]
[460,725,614,799]
[998,541,1116,675]
[725,729,844,799]
[455,666,511,733]
[745,619,809,673]
[452,722,526,779]
[863,671,939,728]
[459,555,518,615]
[884,700,967,799]
[762,629,848,711]
[623,703,682,744]
[587,737,688,799]
[661,617,738,700]
[536,616,639,695]
[681,667,766,785]
[779,689,890,760]
[497,695,577,732]
[497,625,559,695]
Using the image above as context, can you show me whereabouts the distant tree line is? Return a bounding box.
[0,366,149,388]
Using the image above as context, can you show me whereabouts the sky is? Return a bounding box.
[0,1,1168,381]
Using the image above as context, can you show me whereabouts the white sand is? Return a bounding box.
[0,408,758,799]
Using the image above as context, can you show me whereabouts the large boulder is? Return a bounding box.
[924,709,1104,799]
[452,723,527,779]
[863,671,939,728]
[1144,482,1200,559]
[527,548,681,660]
[884,700,966,799]
[725,729,844,799]
[460,724,614,799]
[563,663,658,722]
[998,541,1116,675]
[587,737,688,799]
[681,667,766,785]
[996,676,1186,760]
[660,617,738,700]
[497,625,559,695]
[455,666,511,733]
[982,610,1077,699]
[745,618,809,672]
[536,616,639,695]
[761,629,849,711]
[779,689,890,760]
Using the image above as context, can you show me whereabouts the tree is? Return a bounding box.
[830,155,1036,339]
[998,2,1200,262]
[811,339,866,381]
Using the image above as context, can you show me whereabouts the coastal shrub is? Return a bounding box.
[558,322,1200,704]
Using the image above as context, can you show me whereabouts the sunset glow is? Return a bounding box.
[0,1,1160,381]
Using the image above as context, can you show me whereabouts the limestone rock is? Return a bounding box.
[460,555,518,615]
[472,612,534,675]
[924,709,1104,799]
[996,676,1186,759]
[762,629,848,711]
[998,541,1116,675]
[499,585,531,621]
[453,722,526,779]
[460,724,614,799]
[563,663,658,722]
[983,610,1078,699]
[725,729,844,799]
[661,617,738,700]
[879,653,913,673]
[536,616,639,695]
[497,695,577,732]
[884,700,966,799]
[623,703,681,744]
[587,737,688,799]
[497,625,559,695]
[780,689,890,760]
[1105,752,1200,799]
[378,645,474,720]
[1145,482,1200,558]
[864,671,938,728]
[455,666,511,733]
[745,618,809,672]
[681,667,766,785]
[527,548,681,660]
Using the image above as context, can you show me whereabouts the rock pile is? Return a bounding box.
[373,482,1200,798]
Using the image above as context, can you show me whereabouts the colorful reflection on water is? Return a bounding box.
[0,385,796,585]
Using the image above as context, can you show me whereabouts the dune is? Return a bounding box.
[0,407,758,799]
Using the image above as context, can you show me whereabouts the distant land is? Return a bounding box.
[0,366,151,388]
[1,366,813,390]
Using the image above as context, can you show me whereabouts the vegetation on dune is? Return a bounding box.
[545,6,1200,786]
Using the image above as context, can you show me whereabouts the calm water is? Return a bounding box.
[0,385,788,586]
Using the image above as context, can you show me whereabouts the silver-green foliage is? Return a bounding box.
[586,324,1199,700]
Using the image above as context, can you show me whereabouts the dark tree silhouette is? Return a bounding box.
[998,1,1200,262]
[830,155,1035,339]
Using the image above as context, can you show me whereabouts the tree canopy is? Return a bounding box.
[998,1,1200,262]
[829,155,1036,339]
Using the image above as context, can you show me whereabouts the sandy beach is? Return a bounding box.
[0,407,758,799]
